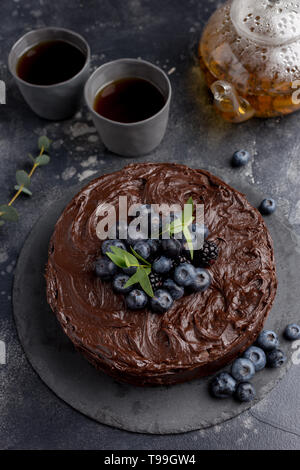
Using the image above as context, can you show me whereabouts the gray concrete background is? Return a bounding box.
[0,0,299,450]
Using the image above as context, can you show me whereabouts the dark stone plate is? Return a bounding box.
[12,168,299,434]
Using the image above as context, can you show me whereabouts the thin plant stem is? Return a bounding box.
[8,146,44,207]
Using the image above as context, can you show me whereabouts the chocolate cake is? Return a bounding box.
[46,163,277,385]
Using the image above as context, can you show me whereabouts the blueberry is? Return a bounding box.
[125,289,148,310]
[231,358,255,382]
[210,372,237,398]
[133,240,151,260]
[122,266,137,276]
[152,256,173,275]
[256,330,279,351]
[101,239,127,256]
[126,228,147,246]
[112,274,133,295]
[259,198,276,215]
[243,346,266,371]
[231,150,250,167]
[150,289,174,313]
[147,239,161,258]
[181,231,197,256]
[161,238,182,258]
[235,382,256,402]
[163,279,184,300]
[173,263,196,287]
[266,348,287,368]
[191,223,210,241]
[95,257,118,281]
[190,268,211,292]
[284,324,300,341]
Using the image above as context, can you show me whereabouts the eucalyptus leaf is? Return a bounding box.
[38,136,51,152]
[35,154,50,166]
[14,185,32,196]
[28,153,35,163]
[0,204,19,222]
[16,170,31,188]
[0,220,5,226]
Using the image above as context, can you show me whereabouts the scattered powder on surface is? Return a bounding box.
[168,67,176,75]
[70,122,97,138]
[61,167,77,181]
[80,156,98,168]
[0,250,9,265]
[77,169,98,182]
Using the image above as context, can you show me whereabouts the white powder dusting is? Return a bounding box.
[62,167,77,181]
[77,169,98,182]
[70,122,97,138]
[80,156,98,168]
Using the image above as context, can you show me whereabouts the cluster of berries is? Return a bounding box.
[210,324,300,403]
[94,204,219,313]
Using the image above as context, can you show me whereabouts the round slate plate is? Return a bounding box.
[13,167,299,434]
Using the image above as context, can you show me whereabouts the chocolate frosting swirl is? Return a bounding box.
[46,163,277,385]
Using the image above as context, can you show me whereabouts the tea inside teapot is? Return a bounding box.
[199,0,300,122]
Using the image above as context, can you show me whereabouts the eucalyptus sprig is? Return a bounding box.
[163,196,195,259]
[106,245,154,297]
[0,136,51,227]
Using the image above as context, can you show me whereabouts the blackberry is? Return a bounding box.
[149,272,164,290]
[198,241,218,266]
[173,255,191,268]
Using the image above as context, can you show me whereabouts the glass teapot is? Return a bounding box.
[199,0,300,122]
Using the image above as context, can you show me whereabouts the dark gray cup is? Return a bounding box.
[8,27,90,120]
[84,59,172,157]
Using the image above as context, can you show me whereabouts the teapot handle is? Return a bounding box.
[210,80,255,123]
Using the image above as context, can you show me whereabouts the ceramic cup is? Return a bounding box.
[8,27,90,120]
[84,58,172,157]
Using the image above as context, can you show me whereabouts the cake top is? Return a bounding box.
[46,163,277,378]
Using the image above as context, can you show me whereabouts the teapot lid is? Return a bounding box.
[231,0,300,46]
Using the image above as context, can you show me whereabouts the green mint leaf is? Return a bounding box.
[0,204,19,222]
[138,267,154,297]
[186,196,194,208]
[38,136,51,152]
[124,271,141,288]
[124,253,132,267]
[35,154,50,166]
[168,217,183,235]
[183,199,194,228]
[111,246,138,266]
[14,185,32,196]
[130,247,151,266]
[0,220,5,226]
[124,267,154,297]
[106,252,127,268]
[16,170,31,188]
[183,225,194,260]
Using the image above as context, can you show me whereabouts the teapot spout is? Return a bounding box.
[210,80,255,123]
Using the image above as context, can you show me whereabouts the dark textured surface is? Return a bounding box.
[0,0,299,450]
